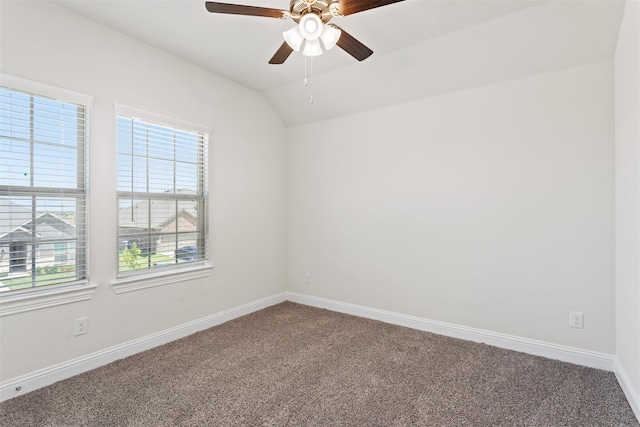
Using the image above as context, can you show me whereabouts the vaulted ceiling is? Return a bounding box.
[52,0,626,126]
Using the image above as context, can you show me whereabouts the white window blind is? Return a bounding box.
[116,110,208,275]
[0,86,89,291]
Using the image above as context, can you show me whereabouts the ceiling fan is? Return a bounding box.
[205,0,406,64]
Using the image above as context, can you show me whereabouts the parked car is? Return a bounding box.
[175,245,198,261]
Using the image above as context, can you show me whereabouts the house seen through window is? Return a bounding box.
[0,86,88,291]
[116,111,208,275]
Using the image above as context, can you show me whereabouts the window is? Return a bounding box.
[0,85,89,291]
[115,106,208,276]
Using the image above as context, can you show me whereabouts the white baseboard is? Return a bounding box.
[285,292,616,372]
[3,290,632,421]
[614,358,640,421]
[0,292,287,402]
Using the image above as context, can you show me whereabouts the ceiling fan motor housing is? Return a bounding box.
[290,0,338,24]
[204,0,395,63]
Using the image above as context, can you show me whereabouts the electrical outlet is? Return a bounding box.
[569,311,583,329]
[304,273,311,285]
[74,317,88,336]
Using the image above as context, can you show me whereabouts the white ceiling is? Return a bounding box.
[52,0,625,126]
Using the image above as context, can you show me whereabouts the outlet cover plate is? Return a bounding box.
[569,311,583,329]
[74,317,88,336]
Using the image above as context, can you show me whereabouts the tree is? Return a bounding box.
[122,242,141,270]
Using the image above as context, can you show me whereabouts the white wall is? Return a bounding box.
[0,1,286,381]
[0,0,633,406]
[287,61,615,353]
[615,0,640,401]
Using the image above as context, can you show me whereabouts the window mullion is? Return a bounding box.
[29,95,37,288]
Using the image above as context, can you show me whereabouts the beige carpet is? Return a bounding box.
[1,302,637,426]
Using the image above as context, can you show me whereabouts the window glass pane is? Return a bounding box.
[175,161,198,191]
[131,157,148,193]
[132,122,148,157]
[0,195,84,289]
[147,125,174,161]
[148,158,174,193]
[0,196,32,235]
[119,198,148,230]
[35,197,78,230]
[0,138,30,187]
[0,89,30,140]
[116,154,133,191]
[33,143,78,188]
[116,117,132,153]
[175,199,200,262]
[32,98,79,146]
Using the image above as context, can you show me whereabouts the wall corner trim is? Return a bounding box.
[614,358,640,422]
[285,292,616,372]
[0,292,287,402]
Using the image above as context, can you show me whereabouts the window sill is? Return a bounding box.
[0,281,98,317]
[112,263,213,294]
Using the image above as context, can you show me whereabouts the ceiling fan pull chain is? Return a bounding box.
[303,56,314,104]
[309,57,314,104]
[304,55,309,87]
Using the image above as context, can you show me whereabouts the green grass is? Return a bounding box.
[0,271,78,291]
[118,253,177,272]
[0,253,182,291]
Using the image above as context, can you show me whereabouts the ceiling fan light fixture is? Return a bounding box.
[320,24,341,51]
[283,26,304,51]
[302,38,323,57]
[206,0,405,65]
[299,13,323,40]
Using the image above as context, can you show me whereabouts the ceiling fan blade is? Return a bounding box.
[269,42,294,64]
[338,0,405,16]
[332,25,373,61]
[205,2,286,19]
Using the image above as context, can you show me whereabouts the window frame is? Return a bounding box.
[112,104,211,287]
[0,74,96,316]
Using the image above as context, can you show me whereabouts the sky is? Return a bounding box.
[1,88,205,214]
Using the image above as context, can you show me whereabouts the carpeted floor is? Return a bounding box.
[1,302,637,426]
